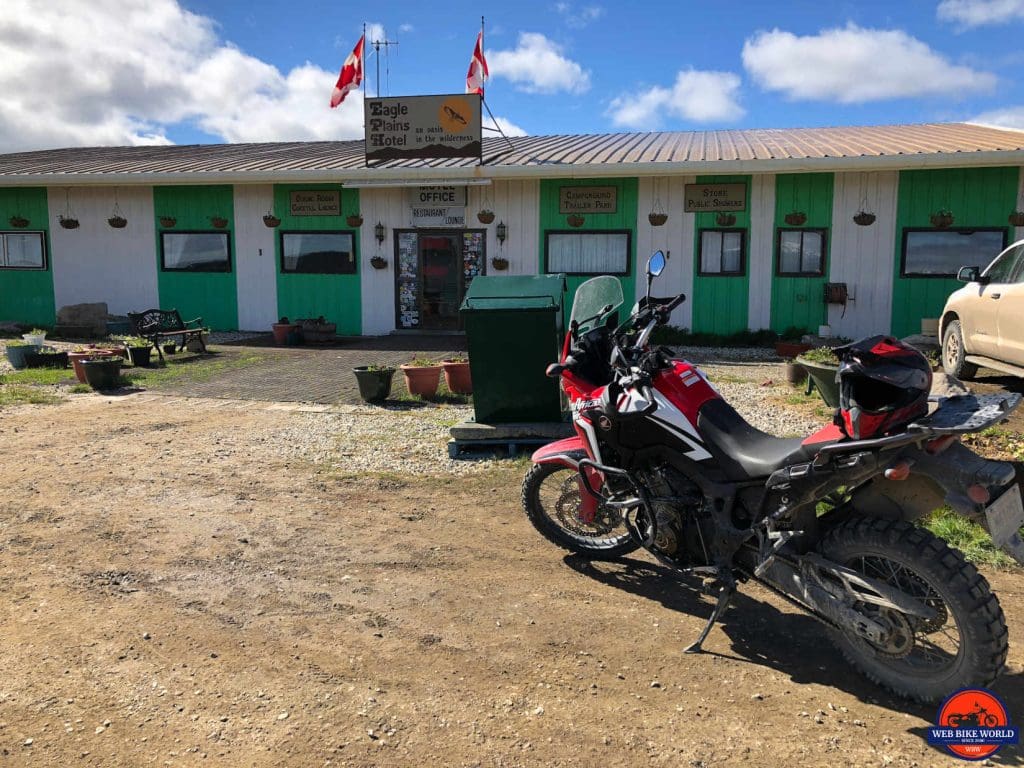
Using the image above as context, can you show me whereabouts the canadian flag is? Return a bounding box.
[465,31,488,97]
[330,34,364,108]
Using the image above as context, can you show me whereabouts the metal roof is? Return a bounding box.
[0,122,1022,185]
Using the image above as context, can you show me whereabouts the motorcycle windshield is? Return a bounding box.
[570,276,624,334]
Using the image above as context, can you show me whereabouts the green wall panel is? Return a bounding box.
[539,178,637,321]
[153,186,238,330]
[891,167,1018,337]
[0,188,55,327]
[272,185,361,335]
[770,173,833,333]
[691,175,751,334]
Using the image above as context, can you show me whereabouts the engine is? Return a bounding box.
[639,465,710,566]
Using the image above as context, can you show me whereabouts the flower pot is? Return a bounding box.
[784,212,807,226]
[299,319,336,343]
[797,357,840,408]
[5,344,42,369]
[1009,212,1024,227]
[59,216,80,229]
[24,350,68,369]
[353,366,395,402]
[490,257,509,271]
[126,345,153,367]
[400,364,442,397]
[477,211,495,224]
[108,215,127,229]
[81,357,124,390]
[9,216,29,228]
[567,214,585,228]
[210,216,229,229]
[784,360,806,386]
[22,332,46,346]
[163,343,178,356]
[346,214,363,228]
[370,256,388,269]
[159,216,177,228]
[715,212,736,227]
[69,349,115,382]
[853,211,876,226]
[442,360,472,394]
[263,215,281,228]
[648,212,668,226]
[774,341,811,358]
[930,213,954,229]
[271,322,298,345]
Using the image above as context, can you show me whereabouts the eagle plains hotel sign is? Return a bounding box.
[364,94,482,163]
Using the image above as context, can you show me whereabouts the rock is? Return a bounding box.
[277,712,289,721]
[751,693,764,700]
[56,302,109,336]
[533,706,544,716]
[143,632,151,640]
[23,738,33,746]
[650,681,662,689]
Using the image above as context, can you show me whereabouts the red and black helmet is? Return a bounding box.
[834,335,932,439]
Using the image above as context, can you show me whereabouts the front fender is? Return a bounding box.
[531,437,588,467]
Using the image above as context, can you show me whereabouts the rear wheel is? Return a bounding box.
[942,319,979,380]
[521,463,639,559]
[819,517,1007,703]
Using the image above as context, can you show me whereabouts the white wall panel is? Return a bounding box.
[48,186,158,316]
[358,188,405,335]
[468,180,540,275]
[232,185,278,331]
[636,175,694,327]
[828,171,899,338]
[747,173,776,330]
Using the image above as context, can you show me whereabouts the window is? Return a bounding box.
[0,232,46,270]
[698,229,745,276]
[901,229,1007,278]
[161,232,231,272]
[776,229,826,276]
[281,231,356,274]
[982,244,1023,284]
[545,231,631,275]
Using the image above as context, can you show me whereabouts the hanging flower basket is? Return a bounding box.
[716,212,736,227]
[9,215,29,228]
[491,256,509,271]
[1009,211,1024,227]
[210,216,229,229]
[477,210,495,224]
[262,214,281,228]
[784,211,807,226]
[930,210,954,229]
[346,214,363,228]
[58,216,80,229]
[370,256,388,269]
[852,211,876,226]
[566,214,585,228]
[108,215,127,229]
[648,212,668,226]
[159,216,177,228]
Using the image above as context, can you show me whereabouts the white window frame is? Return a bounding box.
[544,231,631,276]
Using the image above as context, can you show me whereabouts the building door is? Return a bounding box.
[395,230,485,330]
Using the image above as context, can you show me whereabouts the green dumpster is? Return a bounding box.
[460,274,566,424]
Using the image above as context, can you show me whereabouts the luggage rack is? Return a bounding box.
[909,393,1022,435]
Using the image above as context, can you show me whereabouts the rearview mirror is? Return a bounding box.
[957,265,981,283]
[647,250,666,278]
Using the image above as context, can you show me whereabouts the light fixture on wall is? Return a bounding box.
[495,220,507,245]
[375,221,386,244]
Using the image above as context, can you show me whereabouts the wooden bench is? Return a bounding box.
[128,309,210,363]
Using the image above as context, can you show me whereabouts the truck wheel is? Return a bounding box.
[942,319,978,380]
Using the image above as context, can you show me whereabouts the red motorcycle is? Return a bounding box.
[523,250,1024,702]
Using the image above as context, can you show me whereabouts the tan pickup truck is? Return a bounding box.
[941,238,1024,379]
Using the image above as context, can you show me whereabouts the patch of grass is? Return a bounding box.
[0,367,76,386]
[923,508,1017,569]
[121,348,264,389]
[963,427,1024,462]
[0,384,60,408]
[69,383,92,394]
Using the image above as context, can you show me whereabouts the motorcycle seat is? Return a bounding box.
[696,398,829,480]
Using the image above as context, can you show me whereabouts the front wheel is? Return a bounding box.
[819,517,1008,703]
[942,319,979,380]
[521,463,639,559]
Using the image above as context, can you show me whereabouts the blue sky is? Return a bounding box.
[2,0,1024,151]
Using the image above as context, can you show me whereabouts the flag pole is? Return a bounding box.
[362,22,367,97]
[477,15,516,152]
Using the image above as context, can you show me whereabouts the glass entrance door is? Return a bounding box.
[418,234,461,330]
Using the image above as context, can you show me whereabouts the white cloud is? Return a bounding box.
[554,3,604,29]
[0,0,364,151]
[399,23,415,33]
[970,106,1024,130]
[741,24,997,103]
[489,32,591,94]
[484,115,529,137]
[607,70,744,128]
[937,0,1024,26]
[364,22,386,44]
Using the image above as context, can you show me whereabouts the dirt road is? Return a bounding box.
[1,394,1022,766]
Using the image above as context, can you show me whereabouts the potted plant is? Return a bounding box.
[853,211,876,226]
[567,214,585,228]
[22,327,47,346]
[715,212,736,227]
[796,346,841,408]
[59,215,80,229]
[930,209,954,228]
[353,365,396,402]
[81,355,124,390]
[400,356,442,398]
[784,358,806,386]
[784,211,807,226]
[491,256,509,271]
[24,347,69,369]
[298,316,336,343]
[9,215,29,228]
[773,326,811,358]
[159,216,177,228]
[5,340,42,370]
[210,216,228,229]
[163,342,178,356]
[370,255,388,269]
[108,215,128,228]
[271,316,299,345]
[68,347,116,382]
[441,355,472,394]
[477,209,495,224]
[346,213,364,228]
[263,213,281,228]
[1009,211,1024,227]
[123,336,154,367]
[648,211,668,226]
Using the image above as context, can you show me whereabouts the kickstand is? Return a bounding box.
[683,571,736,654]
